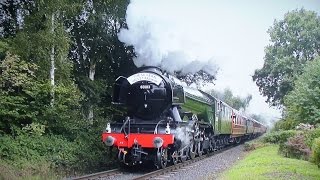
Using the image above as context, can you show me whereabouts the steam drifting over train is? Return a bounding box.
[102,66,266,169]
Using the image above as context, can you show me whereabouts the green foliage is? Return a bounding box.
[22,123,46,136]
[279,133,311,160]
[262,130,297,144]
[0,130,77,170]
[9,0,82,83]
[0,160,58,180]
[304,128,320,148]
[266,129,320,166]
[0,0,35,38]
[311,137,320,168]
[69,0,135,122]
[0,124,115,176]
[39,83,84,139]
[0,52,83,138]
[284,57,320,125]
[0,41,9,60]
[0,0,134,177]
[175,70,216,87]
[253,9,320,106]
[0,53,38,134]
[208,88,252,111]
[220,145,320,180]
[273,118,299,131]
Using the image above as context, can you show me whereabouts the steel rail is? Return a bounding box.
[133,145,236,180]
[71,168,121,180]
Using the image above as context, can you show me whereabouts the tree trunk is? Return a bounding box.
[89,61,96,81]
[88,105,93,124]
[88,61,96,124]
[50,12,55,106]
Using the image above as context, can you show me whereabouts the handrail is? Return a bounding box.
[120,117,130,137]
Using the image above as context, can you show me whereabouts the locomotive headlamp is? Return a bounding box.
[106,123,111,133]
[153,137,164,148]
[104,136,115,146]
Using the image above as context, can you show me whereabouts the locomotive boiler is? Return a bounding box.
[102,66,266,168]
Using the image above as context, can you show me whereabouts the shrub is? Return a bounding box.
[0,132,78,170]
[244,141,266,151]
[279,133,311,160]
[311,137,320,168]
[273,119,298,131]
[263,130,297,144]
[0,125,116,177]
[305,128,320,148]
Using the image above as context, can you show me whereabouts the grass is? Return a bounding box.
[219,144,320,180]
[0,160,59,180]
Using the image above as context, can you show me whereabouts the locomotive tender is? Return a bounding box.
[102,67,266,168]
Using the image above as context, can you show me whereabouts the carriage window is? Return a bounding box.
[217,101,222,111]
[172,85,185,104]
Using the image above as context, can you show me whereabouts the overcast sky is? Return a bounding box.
[120,0,320,124]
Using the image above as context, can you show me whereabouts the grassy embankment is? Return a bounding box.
[219,144,320,180]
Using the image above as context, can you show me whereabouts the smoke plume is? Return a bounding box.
[118,0,218,76]
[174,126,191,147]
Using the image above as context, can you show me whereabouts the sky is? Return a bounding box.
[119,0,320,125]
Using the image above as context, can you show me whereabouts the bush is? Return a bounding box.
[0,124,116,178]
[244,141,267,151]
[279,133,311,160]
[263,130,297,144]
[273,119,298,131]
[311,137,320,168]
[305,128,320,148]
[0,132,78,171]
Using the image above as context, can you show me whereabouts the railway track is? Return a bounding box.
[72,142,243,180]
[72,168,122,180]
[133,145,235,180]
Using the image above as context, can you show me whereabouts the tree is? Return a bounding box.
[0,0,35,37]
[0,41,9,60]
[253,9,320,107]
[3,0,86,138]
[10,0,82,104]
[284,56,320,125]
[175,70,216,87]
[208,88,252,111]
[250,114,266,124]
[0,53,37,134]
[70,0,136,122]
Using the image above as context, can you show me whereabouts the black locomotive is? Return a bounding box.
[102,66,266,168]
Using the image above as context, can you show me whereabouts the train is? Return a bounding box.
[102,66,266,169]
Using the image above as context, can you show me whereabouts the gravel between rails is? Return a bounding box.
[156,144,247,180]
[95,169,144,180]
[182,145,246,180]
[99,145,246,180]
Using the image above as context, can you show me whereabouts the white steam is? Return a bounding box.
[118,0,218,76]
[173,126,191,147]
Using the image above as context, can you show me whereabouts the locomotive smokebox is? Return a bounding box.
[112,66,173,120]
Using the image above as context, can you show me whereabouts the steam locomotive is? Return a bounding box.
[102,67,266,168]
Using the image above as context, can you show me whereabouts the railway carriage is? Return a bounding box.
[102,67,266,168]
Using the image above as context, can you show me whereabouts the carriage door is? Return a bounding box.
[214,100,221,134]
[207,107,214,131]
